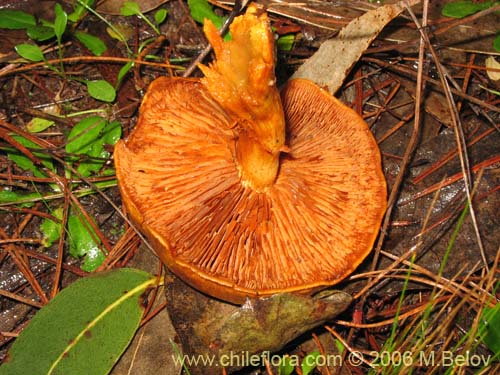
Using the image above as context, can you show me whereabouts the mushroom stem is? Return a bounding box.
[199,4,285,190]
[236,122,283,190]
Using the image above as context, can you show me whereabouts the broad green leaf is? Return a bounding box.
[7,135,54,178]
[120,1,141,16]
[188,0,224,29]
[27,25,55,41]
[27,117,55,133]
[40,207,63,247]
[117,61,134,86]
[155,9,168,25]
[442,1,495,18]
[15,43,45,62]
[278,356,295,375]
[86,80,116,102]
[68,0,95,22]
[54,3,68,43]
[301,351,321,375]
[66,116,106,154]
[0,268,155,375]
[74,31,107,56]
[68,207,104,272]
[480,303,500,357]
[0,10,36,29]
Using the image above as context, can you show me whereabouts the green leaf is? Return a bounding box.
[334,338,345,355]
[66,116,107,154]
[54,3,68,43]
[0,190,41,207]
[86,80,116,102]
[278,356,296,375]
[26,25,56,41]
[441,1,495,18]
[7,135,54,178]
[68,0,95,22]
[301,351,321,375]
[154,8,168,25]
[0,9,36,29]
[74,31,107,56]
[494,34,500,52]
[479,303,500,357]
[68,207,104,272]
[66,118,121,177]
[40,207,63,247]
[277,34,295,52]
[27,117,55,133]
[15,43,45,62]
[120,1,141,16]
[0,268,155,375]
[188,0,224,29]
[117,61,134,86]
[102,120,122,145]
[76,119,121,177]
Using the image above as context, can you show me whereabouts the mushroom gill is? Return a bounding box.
[114,4,387,304]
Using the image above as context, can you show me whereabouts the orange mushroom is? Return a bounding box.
[114,4,387,304]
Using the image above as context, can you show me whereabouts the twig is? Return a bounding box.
[404,1,489,269]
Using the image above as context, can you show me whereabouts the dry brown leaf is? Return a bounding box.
[292,0,421,95]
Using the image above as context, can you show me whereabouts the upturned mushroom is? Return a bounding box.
[114,4,387,304]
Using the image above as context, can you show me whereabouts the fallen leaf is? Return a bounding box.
[485,56,500,81]
[292,0,421,95]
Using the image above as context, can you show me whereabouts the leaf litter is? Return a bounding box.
[0,0,499,374]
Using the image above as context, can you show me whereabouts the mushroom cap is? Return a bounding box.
[114,77,387,304]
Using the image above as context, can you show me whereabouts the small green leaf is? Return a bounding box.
[120,1,141,16]
[441,1,494,18]
[277,34,295,51]
[188,0,224,29]
[102,120,122,145]
[27,117,55,133]
[15,43,45,62]
[75,31,107,56]
[66,118,121,177]
[54,3,68,43]
[0,9,36,29]
[26,25,55,41]
[494,34,500,52]
[86,80,116,102]
[278,356,295,375]
[40,207,63,247]
[0,190,41,207]
[154,8,168,25]
[7,135,54,178]
[68,206,104,271]
[301,351,321,375]
[66,116,107,154]
[334,338,345,355]
[68,0,95,22]
[0,268,155,375]
[479,303,500,357]
[81,245,106,272]
[117,61,134,86]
